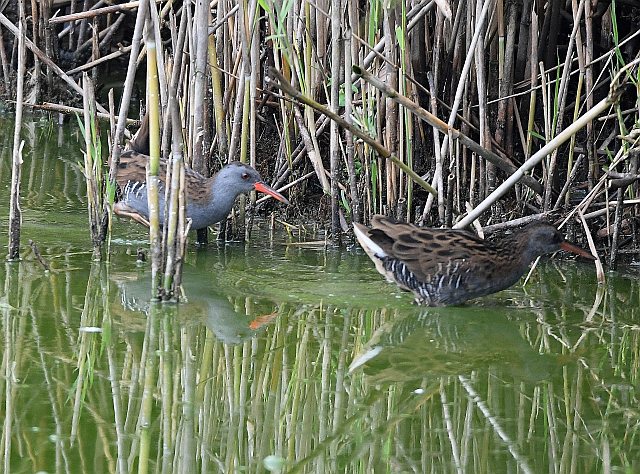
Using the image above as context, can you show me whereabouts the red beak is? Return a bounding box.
[254,182,290,205]
[560,241,595,260]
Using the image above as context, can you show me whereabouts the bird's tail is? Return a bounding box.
[128,113,150,155]
[353,222,387,259]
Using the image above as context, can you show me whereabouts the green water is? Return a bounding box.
[1,119,639,473]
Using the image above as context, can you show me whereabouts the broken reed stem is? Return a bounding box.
[382,7,399,214]
[238,76,250,235]
[191,0,209,173]
[48,1,158,24]
[584,0,595,190]
[496,2,518,165]
[578,210,605,283]
[329,0,342,235]
[75,13,127,58]
[162,86,186,299]
[609,186,624,269]
[146,20,162,298]
[525,8,539,159]
[343,25,361,224]
[474,0,489,201]
[67,45,133,76]
[403,39,414,220]
[192,0,210,244]
[248,0,260,238]
[23,102,138,122]
[30,0,41,104]
[82,73,103,258]
[422,71,444,222]
[7,5,26,262]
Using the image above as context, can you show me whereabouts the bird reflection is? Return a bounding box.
[114,271,279,344]
[350,308,560,385]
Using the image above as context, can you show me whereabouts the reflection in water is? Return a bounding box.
[3,251,640,473]
[348,309,563,474]
[1,118,640,473]
[349,308,557,384]
[115,269,279,344]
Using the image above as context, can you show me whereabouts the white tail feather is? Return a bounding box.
[353,223,387,258]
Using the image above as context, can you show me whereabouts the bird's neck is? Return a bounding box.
[497,233,537,267]
[207,175,239,214]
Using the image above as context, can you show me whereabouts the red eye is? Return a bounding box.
[242,173,249,180]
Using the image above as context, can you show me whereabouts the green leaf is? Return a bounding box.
[395,26,405,51]
[529,130,545,141]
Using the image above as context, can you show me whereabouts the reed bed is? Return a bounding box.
[0,0,635,263]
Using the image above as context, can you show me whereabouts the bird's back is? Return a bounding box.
[355,216,529,305]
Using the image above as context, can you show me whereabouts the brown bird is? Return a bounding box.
[354,215,594,306]
[114,116,288,229]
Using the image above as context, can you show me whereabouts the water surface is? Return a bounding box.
[1,118,639,473]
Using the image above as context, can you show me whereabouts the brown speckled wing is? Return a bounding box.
[117,151,211,204]
[116,151,168,188]
[369,216,511,304]
[183,167,211,203]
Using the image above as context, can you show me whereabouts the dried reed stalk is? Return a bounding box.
[8,3,27,261]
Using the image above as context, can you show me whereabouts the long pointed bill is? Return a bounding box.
[560,241,595,260]
[254,182,290,205]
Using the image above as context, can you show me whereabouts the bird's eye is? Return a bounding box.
[241,173,250,180]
